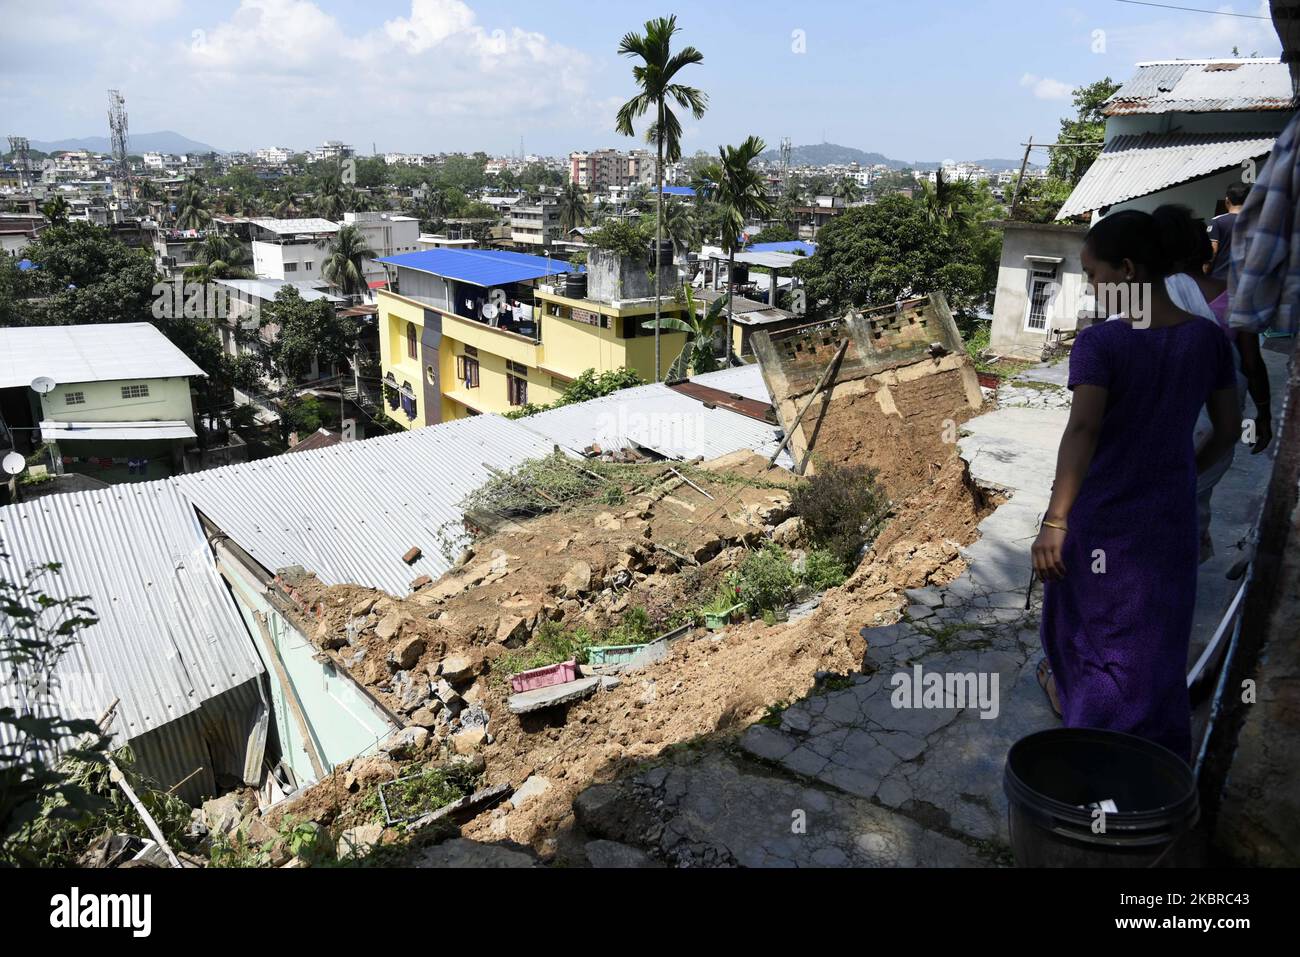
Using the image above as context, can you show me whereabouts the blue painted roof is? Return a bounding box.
[745,241,817,256]
[657,185,696,196]
[377,248,581,287]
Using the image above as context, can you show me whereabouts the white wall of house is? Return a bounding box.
[253,239,331,281]
[989,223,1089,359]
[42,376,197,429]
[343,212,421,284]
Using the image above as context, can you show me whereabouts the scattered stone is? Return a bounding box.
[438,654,475,684]
[451,726,487,755]
[600,675,622,690]
[561,561,593,598]
[408,707,439,729]
[375,611,403,641]
[510,775,551,809]
[905,585,944,608]
[337,823,385,860]
[770,516,803,545]
[410,574,432,591]
[496,615,528,646]
[201,792,251,836]
[391,635,426,670]
[379,726,429,759]
[350,596,377,617]
[411,837,536,868]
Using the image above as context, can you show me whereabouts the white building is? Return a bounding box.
[248,218,340,282]
[341,211,421,286]
[254,146,294,165]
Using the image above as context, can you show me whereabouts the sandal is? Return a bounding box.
[1036,658,1062,718]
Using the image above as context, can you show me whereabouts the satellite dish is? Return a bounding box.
[2,452,25,477]
[30,376,56,395]
[480,302,498,321]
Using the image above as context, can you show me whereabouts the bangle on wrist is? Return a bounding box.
[1041,519,1068,532]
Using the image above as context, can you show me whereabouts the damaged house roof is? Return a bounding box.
[1104,58,1295,115]
[0,481,266,798]
[172,414,561,594]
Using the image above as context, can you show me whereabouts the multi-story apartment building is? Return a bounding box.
[375,248,687,427]
[568,149,634,191]
[254,147,294,165]
[510,202,562,249]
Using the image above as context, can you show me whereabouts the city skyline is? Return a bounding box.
[1,0,1283,161]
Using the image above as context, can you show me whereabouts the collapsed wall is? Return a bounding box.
[751,294,984,498]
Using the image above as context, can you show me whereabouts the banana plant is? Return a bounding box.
[644,284,728,380]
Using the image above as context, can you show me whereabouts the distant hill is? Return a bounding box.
[759,142,1033,172]
[29,131,221,155]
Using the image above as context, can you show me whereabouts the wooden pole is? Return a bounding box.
[1009,136,1033,215]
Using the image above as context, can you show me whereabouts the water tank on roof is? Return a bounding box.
[564,271,588,298]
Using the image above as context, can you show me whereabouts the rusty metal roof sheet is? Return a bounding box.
[1056,131,1278,219]
[1105,59,1294,115]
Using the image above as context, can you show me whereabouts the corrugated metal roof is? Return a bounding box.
[1105,59,1294,115]
[39,420,197,441]
[687,364,773,405]
[1056,131,1278,219]
[378,248,581,288]
[248,217,340,235]
[0,322,207,389]
[172,415,559,595]
[0,480,265,748]
[519,382,789,464]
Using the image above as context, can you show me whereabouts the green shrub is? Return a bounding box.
[495,620,598,678]
[736,544,797,615]
[801,548,848,591]
[790,463,889,567]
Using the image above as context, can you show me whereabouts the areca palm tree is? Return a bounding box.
[321,223,377,297]
[615,15,707,381]
[920,169,976,232]
[664,200,700,259]
[646,284,727,379]
[832,177,864,204]
[185,234,251,283]
[558,181,590,232]
[696,136,773,364]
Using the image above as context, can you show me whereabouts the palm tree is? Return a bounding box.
[832,177,864,204]
[184,234,251,283]
[696,136,773,364]
[321,223,377,297]
[664,200,700,259]
[174,181,211,230]
[645,284,727,379]
[558,181,590,232]
[615,15,707,381]
[40,194,71,227]
[919,169,976,232]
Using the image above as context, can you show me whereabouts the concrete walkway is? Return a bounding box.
[573,345,1293,866]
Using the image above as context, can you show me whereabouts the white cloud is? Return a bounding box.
[1100,0,1282,61]
[1020,73,1075,101]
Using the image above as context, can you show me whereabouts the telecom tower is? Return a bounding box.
[6,136,32,189]
[107,89,133,195]
[779,137,792,195]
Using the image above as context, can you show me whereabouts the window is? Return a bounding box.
[284,262,298,273]
[464,344,478,358]
[456,355,480,389]
[406,322,418,359]
[303,261,314,272]
[121,383,150,399]
[1024,262,1059,332]
[64,391,85,406]
[507,373,528,407]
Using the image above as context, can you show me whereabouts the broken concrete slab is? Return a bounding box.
[410,837,536,868]
[585,839,662,868]
[508,676,601,714]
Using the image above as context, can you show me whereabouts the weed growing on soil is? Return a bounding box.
[790,463,890,567]
[758,700,790,727]
[735,544,798,615]
[377,763,480,823]
[802,548,848,591]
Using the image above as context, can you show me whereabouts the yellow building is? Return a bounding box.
[376,248,687,427]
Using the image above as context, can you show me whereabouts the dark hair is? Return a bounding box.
[1083,210,1173,278]
[1225,182,1250,206]
[1152,204,1212,274]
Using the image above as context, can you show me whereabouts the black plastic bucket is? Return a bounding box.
[1003,728,1198,867]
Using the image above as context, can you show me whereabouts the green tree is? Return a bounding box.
[1049,78,1120,185]
[919,169,977,232]
[832,177,864,204]
[39,195,71,227]
[664,199,700,257]
[616,14,707,381]
[0,560,107,865]
[794,193,998,325]
[695,135,773,362]
[184,234,251,283]
[558,181,591,233]
[321,223,377,297]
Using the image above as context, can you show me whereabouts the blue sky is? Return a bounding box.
[0,0,1283,161]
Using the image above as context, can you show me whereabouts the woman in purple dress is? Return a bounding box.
[1031,211,1240,761]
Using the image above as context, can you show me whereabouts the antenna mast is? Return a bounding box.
[107,89,133,197]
